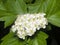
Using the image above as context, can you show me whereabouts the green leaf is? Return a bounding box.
[38,0,56,14]
[48,12,60,27]
[28,0,57,14]
[28,31,48,45]
[1,32,25,45]
[27,0,44,13]
[0,10,16,17]
[27,0,60,16]
[0,15,16,28]
[0,1,6,10]
[3,0,27,14]
[1,37,24,45]
[0,8,17,28]
[1,31,15,40]
[38,31,48,39]
[0,0,17,28]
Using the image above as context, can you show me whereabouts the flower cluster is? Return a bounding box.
[11,13,48,39]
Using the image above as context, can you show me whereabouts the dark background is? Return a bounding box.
[0,22,60,45]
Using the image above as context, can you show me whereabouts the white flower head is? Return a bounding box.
[11,13,48,39]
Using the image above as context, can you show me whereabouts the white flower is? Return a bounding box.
[17,29,26,39]
[11,13,48,39]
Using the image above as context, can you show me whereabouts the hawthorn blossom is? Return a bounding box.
[11,13,48,39]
